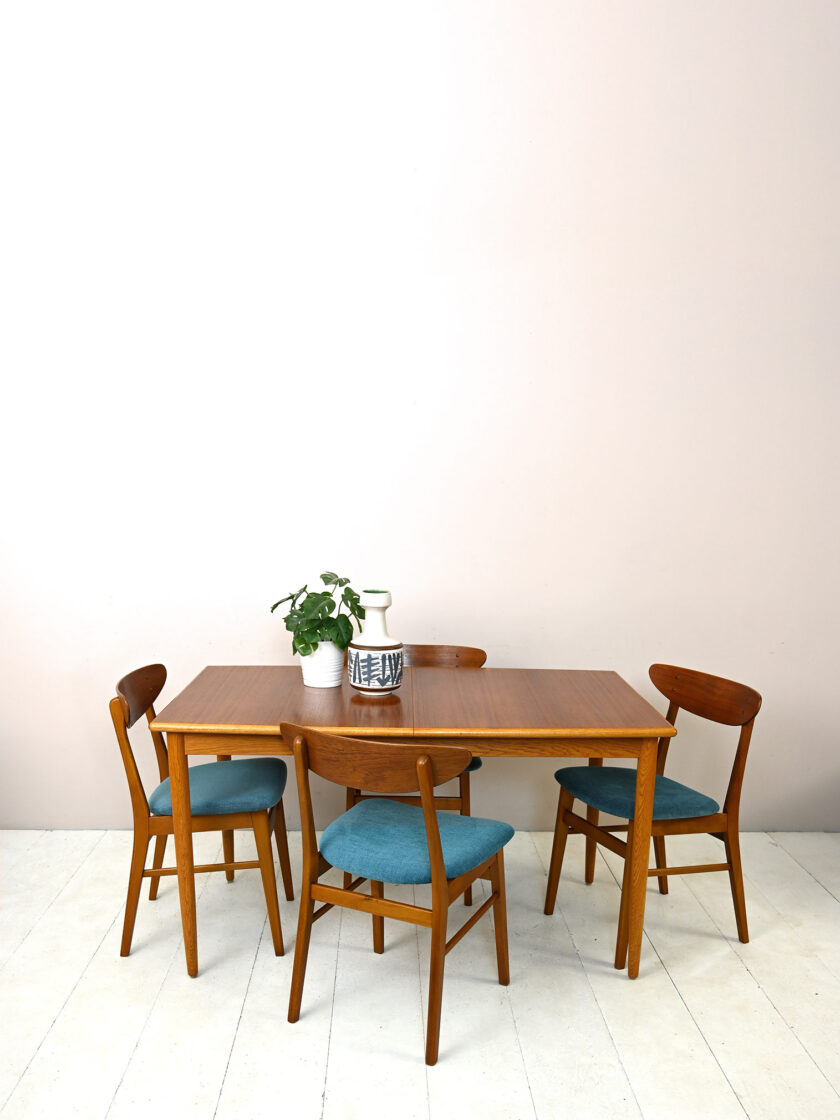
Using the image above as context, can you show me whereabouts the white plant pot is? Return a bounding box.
[299,640,345,688]
[347,590,404,694]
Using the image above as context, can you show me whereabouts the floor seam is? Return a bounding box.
[679,852,840,1105]
[213,913,267,1119]
[104,839,222,1118]
[769,833,840,905]
[0,830,108,977]
[319,906,343,1120]
[530,833,645,1119]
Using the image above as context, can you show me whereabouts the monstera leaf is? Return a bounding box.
[271,571,363,655]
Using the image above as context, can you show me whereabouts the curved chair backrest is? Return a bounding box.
[649,663,762,818]
[117,664,168,728]
[403,645,487,669]
[280,723,471,794]
[649,664,762,727]
[110,664,170,822]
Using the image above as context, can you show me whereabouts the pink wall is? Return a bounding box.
[1,2,838,828]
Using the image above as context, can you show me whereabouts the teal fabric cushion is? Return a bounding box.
[464,757,483,773]
[149,758,287,817]
[320,798,514,884]
[555,766,719,820]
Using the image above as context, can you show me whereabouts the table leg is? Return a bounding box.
[626,738,657,979]
[168,731,198,977]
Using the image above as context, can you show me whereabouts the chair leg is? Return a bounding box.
[253,813,284,956]
[371,880,385,954]
[724,827,749,943]
[425,908,448,1066]
[585,758,603,883]
[544,787,574,915]
[121,830,150,956]
[490,849,510,985]
[343,788,358,889]
[222,830,235,883]
[273,799,295,901]
[288,889,316,1023]
[215,755,235,882]
[614,821,633,970]
[653,835,669,895]
[148,834,167,900]
[459,771,473,906]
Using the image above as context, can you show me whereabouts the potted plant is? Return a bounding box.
[270,571,364,687]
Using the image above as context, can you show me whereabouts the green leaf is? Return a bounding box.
[284,608,306,632]
[333,613,353,649]
[320,571,339,585]
[302,592,335,620]
[271,585,308,613]
[293,633,319,656]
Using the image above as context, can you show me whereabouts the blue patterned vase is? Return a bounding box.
[347,590,403,694]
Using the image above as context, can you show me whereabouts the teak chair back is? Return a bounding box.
[345,643,488,904]
[110,664,293,958]
[648,663,762,810]
[544,663,762,970]
[283,722,510,1066]
[403,644,487,669]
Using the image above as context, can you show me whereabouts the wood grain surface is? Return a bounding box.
[152,666,675,745]
[152,666,416,736]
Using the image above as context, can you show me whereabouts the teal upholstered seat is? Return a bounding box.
[149,758,288,817]
[555,765,719,820]
[464,757,482,773]
[320,797,514,884]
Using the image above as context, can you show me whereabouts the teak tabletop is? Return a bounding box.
[151,665,675,981]
[153,665,672,744]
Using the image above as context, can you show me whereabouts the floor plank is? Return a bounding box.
[3,829,839,1120]
[533,832,747,1120]
[413,868,536,1118]
[322,878,429,1120]
[600,837,840,1120]
[770,831,840,902]
[0,830,119,1109]
[683,833,840,1101]
[106,832,284,1119]
[1,829,105,969]
[0,830,44,873]
[215,834,337,1120]
[737,833,840,980]
[501,833,640,1120]
[1,832,223,1118]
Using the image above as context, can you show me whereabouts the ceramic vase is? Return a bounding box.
[300,640,345,688]
[347,590,404,694]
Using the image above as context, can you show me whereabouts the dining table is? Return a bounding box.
[151,665,675,979]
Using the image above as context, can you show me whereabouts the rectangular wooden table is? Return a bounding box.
[152,665,675,979]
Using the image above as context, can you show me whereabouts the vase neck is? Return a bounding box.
[361,604,391,643]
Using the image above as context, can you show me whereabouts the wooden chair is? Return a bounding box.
[544,664,762,970]
[109,664,294,958]
[345,643,487,904]
[282,722,513,1066]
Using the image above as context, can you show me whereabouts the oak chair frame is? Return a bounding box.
[283,722,510,1066]
[544,663,762,969]
[110,664,294,958]
[345,643,487,905]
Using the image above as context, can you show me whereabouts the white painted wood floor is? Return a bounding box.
[2,829,840,1120]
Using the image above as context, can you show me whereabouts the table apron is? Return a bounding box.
[184,733,290,755]
[182,732,651,758]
